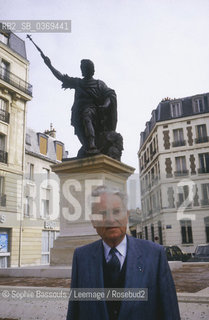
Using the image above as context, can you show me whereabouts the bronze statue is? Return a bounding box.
[27,35,123,160]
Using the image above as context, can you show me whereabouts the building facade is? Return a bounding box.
[0,30,32,267]
[22,126,67,266]
[138,93,209,253]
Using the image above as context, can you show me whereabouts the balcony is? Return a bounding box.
[0,66,32,96]
[174,170,189,177]
[172,140,186,147]
[198,168,209,174]
[0,109,10,124]
[150,149,157,159]
[177,201,192,208]
[0,194,6,207]
[195,136,209,144]
[0,150,8,164]
[201,199,209,206]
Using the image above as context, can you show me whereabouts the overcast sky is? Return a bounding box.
[1,0,209,175]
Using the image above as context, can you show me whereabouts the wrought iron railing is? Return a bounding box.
[0,194,6,206]
[0,150,8,163]
[172,140,186,147]
[201,199,209,206]
[0,109,10,123]
[174,170,189,177]
[195,136,209,144]
[0,66,32,96]
[198,167,209,174]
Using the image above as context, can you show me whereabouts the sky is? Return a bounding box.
[1,0,209,198]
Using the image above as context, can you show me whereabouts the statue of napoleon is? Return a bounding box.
[27,36,123,161]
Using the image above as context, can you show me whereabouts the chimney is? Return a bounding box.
[44,123,56,138]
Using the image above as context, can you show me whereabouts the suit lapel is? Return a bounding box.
[91,240,109,320]
[118,235,145,320]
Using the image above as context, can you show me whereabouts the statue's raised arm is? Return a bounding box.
[26,34,64,82]
[41,55,64,82]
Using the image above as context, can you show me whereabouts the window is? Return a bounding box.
[0,98,6,111]
[24,196,30,217]
[29,163,34,180]
[25,133,31,145]
[41,199,49,218]
[151,224,154,242]
[198,153,209,174]
[173,129,185,147]
[0,60,10,80]
[38,134,48,155]
[0,176,6,206]
[180,220,193,244]
[42,168,50,188]
[170,102,182,118]
[145,226,148,240]
[175,156,188,176]
[158,221,163,245]
[55,142,63,161]
[0,133,6,151]
[193,97,204,113]
[204,217,209,243]
[201,184,209,206]
[0,98,9,123]
[0,230,10,268]
[0,33,8,45]
[177,185,189,207]
[196,124,208,143]
[0,134,7,164]
[41,230,59,264]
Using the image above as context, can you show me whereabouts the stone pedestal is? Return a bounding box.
[50,154,135,266]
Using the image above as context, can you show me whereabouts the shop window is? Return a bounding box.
[41,230,59,264]
[0,230,10,268]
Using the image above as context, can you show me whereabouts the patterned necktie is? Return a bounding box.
[107,248,120,272]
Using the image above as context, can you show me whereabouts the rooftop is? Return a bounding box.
[0,27,27,59]
[140,92,209,149]
[25,127,67,163]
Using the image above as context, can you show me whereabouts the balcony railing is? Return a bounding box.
[174,170,189,177]
[0,150,8,164]
[150,149,157,159]
[198,168,209,174]
[0,194,6,207]
[195,136,209,144]
[201,199,209,206]
[0,66,32,96]
[172,140,186,147]
[0,109,10,124]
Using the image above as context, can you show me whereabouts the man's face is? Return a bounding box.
[91,193,128,247]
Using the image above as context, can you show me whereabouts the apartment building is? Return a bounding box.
[138,93,209,253]
[0,30,32,267]
[23,126,67,266]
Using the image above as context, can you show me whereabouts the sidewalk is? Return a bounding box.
[0,263,208,319]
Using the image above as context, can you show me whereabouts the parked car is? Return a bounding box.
[163,245,191,262]
[188,244,209,262]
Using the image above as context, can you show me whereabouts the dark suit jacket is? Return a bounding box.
[66,235,180,320]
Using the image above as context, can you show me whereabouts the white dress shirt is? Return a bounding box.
[103,235,127,270]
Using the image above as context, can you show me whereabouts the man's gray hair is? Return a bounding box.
[91,185,127,210]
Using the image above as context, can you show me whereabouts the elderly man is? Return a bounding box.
[66,187,180,320]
